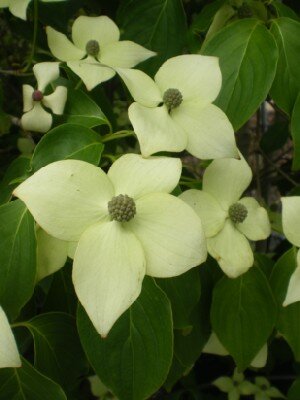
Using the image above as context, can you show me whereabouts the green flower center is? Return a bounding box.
[228,202,248,224]
[32,90,43,102]
[163,88,183,111]
[108,194,136,222]
[86,40,100,57]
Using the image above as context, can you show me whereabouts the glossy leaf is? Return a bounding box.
[202,19,278,130]
[77,277,173,400]
[0,200,36,319]
[291,93,300,170]
[211,267,277,370]
[31,124,103,171]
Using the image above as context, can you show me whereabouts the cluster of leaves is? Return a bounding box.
[1,0,300,400]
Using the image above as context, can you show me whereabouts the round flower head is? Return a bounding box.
[180,154,271,277]
[46,15,156,91]
[281,196,300,306]
[0,306,21,368]
[0,0,66,20]
[213,368,256,400]
[116,55,238,159]
[13,154,207,337]
[21,62,67,133]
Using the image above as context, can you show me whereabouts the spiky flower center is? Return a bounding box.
[163,88,183,111]
[86,40,100,57]
[228,202,248,224]
[32,90,43,102]
[108,194,136,222]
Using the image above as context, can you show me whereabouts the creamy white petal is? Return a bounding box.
[203,154,252,210]
[207,220,254,278]
[73,221,145,337]
[21,103,52,133]
[36,227,68,281]
[128,193,207,277]
[282,196,300,247]
[33,62,60,92]
[67,242,77,259]
[179,189,226,238]
[108,154,181,199]
[116,68,162,107]
[128,103,187,157]
[100,40,155,68]
[283,249,300,306]
[155,55,222,105]
[72,16,119,50]
[0,306,21,368]
[9,0,31,20]
[251,344,267,368]
[43,86,67,115]
[13,160,114,241]
[46,26,85,62]
[237,197,271,241]
[0,1,9,7]
[172,101,238,160]
[203,332,229,355]
[67,57,115,91]
[213,377,234,393]
[22,84,34,112]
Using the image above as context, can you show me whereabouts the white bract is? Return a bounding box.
[213,368,256,400]
[0,306,21,368]
[46,15,155,91]
[116,55,238,158]
[14,154,207,337]
[0,0,66,20]
[21,62,67,133]
[180,155,270,277]
[281,196,300,306]
[253,377,285,400]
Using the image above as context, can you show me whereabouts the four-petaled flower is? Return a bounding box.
[0,0,66,20]
[0,306,21,368]
[180,154,270,277]
[46,15,156,91]
[253,377,285,400]
[116,55,238,159]
[21,62,67,133]
[213,368,256,400]
[281,196,300,306]
[14,154,207,337]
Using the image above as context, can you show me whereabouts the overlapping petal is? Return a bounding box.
[237,197,270,241]
[46,26,85,62]
[173,102,238,160]
[128,193,206,277]
[33,62,60,92]
[9,0,30,20]
[43,86,67,114]
[283,249,300,306]
[72,16,120,50]
[21,103,52,133]
[22,84,34,112]
[155,55,222,105]
[13,160,114,241]
[73,221,146,337]
[108,154,181,199]
[0,306,21,368]
[203,155,252,210]
[281,196,300,247]
[179,189,226,238]
[128,103,187,157]
[207,220,254,277]
[67,57,115,91]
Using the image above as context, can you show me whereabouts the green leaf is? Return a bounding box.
[64,88,110,128]
[270,18,300,115]
[117,0,187,74]
[0,357,67,400]
[278,302,300,361]
[272,1,299,21]
[156,268,201,329]
[23,312,87,393]
[288,378,300,400]
[0,156,31,205]
[31,124,103,171]
[291,93,300,170]
[211,267,277,370]
[202,19,278,130]
[77,277,173,400]
[0,200,36,319]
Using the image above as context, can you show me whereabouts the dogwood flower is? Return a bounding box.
[21,62,67,133]
[213,368,256,400]
[116,55,238,158]
[46,15,156,91]
[0,306,21,368]
[14,154,206,336]
[281,196,300,306]
[180,155,270,277]
[0,0,66,20]
[252,377,285,400]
